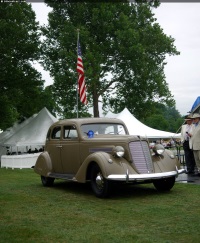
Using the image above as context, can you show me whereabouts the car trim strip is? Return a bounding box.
[89,148,113,153]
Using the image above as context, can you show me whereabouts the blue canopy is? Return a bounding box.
[191,96,200,112]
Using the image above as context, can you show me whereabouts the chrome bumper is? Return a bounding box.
[107,168,186,182]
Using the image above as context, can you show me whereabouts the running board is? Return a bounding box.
[48,173,76,181]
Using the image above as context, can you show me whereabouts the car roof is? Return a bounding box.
[51,117,126,126]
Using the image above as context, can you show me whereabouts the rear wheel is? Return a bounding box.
[153,176,175,192]
[41,176,55,187]
[90,164,111,198]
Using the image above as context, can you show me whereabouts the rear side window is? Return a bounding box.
[64,125,78,139]
[51,126,61,139]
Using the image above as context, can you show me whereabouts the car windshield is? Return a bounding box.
[81,123,127,136]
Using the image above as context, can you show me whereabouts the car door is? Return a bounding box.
[46,126,63,173]
[60,125,80,174]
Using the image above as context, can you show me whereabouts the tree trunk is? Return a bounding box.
[93,91,99,117]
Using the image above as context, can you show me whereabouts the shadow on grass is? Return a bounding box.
[34,179,172,199]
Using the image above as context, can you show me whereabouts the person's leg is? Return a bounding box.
[193,150,200,173]
[184,148,193,173]
[188,149,196,172]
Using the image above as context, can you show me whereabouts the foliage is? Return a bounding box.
[41,0,179,118]
[143,103,184,132]
[1,168,200,242]
[0,3,45,130]
[39,85,58,117]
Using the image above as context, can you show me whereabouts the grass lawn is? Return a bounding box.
[0,168,200,243]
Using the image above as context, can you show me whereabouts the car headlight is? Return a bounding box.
[112,146,125,158]
[152,144,165,155]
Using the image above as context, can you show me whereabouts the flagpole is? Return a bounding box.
[76,29,80,118]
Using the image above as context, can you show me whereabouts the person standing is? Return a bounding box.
[189,113,200,176]
[181,114,196,174]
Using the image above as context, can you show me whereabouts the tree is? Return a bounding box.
[144,114,169,131]
[0,3,44,130]
[41,0,179,119]
[39,85,57,117]
[143,103,184,133]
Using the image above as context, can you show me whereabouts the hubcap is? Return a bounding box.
[96,173,104,190]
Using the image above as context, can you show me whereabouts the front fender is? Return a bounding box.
[152,150,181,172]
[34,151,52,177]
[75,152,135,183]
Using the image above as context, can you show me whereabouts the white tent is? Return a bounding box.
[105,108,180,139]
[1,107,58,168]
[3,107,58,147]
[0,113,38,157]
[0,113,37,144]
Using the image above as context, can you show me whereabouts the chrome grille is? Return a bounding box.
[129,141,154,174]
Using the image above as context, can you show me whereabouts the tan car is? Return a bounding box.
[34,118,185,198]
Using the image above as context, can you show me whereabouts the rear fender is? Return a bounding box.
[75,152,134,183]
[34,151,52,177]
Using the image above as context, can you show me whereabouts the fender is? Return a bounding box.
[152,150,180,173]
[75,151,135,183]
[34,151,52,177]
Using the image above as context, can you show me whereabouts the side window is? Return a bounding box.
[51,126,61,139]
[64,125,78,139]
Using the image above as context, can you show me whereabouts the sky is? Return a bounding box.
[31,2,200,116]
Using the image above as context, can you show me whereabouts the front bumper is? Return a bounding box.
[107,168,186,182]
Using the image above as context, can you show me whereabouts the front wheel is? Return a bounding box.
[41,176,55,187]
[90,164,111,198]
[153,176,175,192]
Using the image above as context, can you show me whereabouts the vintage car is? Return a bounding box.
[34,118,185,198]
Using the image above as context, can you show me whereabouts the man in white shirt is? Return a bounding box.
[181,114,195,174]
[189,113,200,176]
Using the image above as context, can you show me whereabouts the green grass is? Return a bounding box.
[0,168,200,243]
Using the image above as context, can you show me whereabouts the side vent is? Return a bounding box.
[129,141,154,174]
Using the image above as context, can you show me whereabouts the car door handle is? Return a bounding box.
[56,145,62,148]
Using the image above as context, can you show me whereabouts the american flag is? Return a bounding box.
[77,40,88,105]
